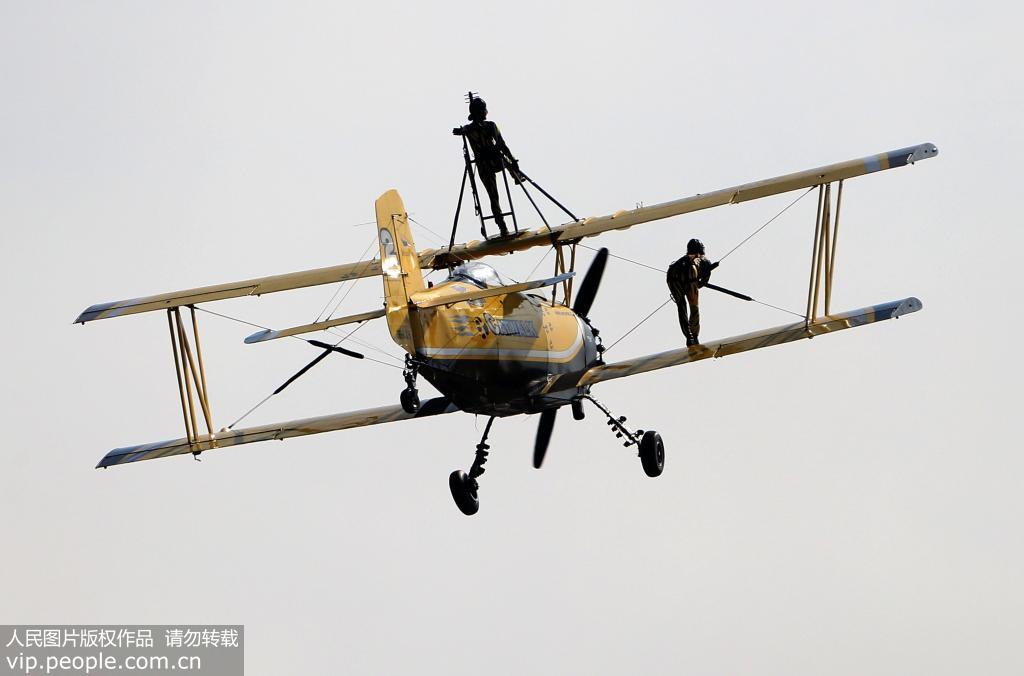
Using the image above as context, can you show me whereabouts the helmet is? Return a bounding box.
[468,96,487,121]
[687,238,705,255]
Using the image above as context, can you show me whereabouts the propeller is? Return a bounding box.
[533,247,609,469]
[571,247,608,319]
[533,409,557,469]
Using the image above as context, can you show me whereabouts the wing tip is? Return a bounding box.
[244,329,274,344]
[892,296,924,318]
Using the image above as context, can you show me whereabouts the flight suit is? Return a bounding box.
[667,253,706,345]
[455,120,521,234]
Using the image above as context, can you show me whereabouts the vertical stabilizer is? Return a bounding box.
[375,189,424,352]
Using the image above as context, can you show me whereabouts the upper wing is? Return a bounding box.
[75,144,935,324]
[422,143,938,268]
[574,297,922,387]
[96,396,460,468]
[75,258,382,323]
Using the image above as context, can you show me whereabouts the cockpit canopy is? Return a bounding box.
[448,261,510,289]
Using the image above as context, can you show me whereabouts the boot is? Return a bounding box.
[495,215,510,238]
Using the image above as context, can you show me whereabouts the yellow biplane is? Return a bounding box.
[76,142,937,515]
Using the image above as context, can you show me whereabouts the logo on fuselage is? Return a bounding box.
[482,312,538,338]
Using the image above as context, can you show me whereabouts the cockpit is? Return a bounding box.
[448,261,511,289]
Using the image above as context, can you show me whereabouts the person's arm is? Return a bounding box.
[492,123,516,164]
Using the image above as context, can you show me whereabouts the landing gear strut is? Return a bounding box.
[449,416,495,516]
[400,355,420,414]
[583,394,664,477]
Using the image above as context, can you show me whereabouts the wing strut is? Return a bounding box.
[166,307,216,453]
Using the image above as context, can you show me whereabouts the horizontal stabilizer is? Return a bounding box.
[577,297,923,387]
[245,308,386,344]
[96,397,460,468]
[410,272,574,309]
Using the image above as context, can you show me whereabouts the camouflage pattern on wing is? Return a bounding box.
[577,297,923,386]
[96,397,460,468]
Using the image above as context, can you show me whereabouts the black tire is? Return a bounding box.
[639,430,665,478]
[400,388,420,414]
[448,470,480,516]
[571,400,586,421]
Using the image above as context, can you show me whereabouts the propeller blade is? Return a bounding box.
[533,409,557,469]
[572,247,609,318]
[308,339,364,359]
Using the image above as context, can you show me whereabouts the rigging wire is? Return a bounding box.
[195,306,401,370]
[195,308,402,428]
[587,189,816,352]
[602,297,673,353]
[717,186,814,263]
[408,216,449,246]
[321,238,380,323]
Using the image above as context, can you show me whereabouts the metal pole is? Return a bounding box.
[552,246,565,305]
[448,164,469,254]
[825,180,844,315]
[167,310,194,446]
[174,309,203,440]
[805,184,825,324]
[460,136,486,236]
[521,174,579,222]
[500,164,518,234]
[812,183,831,319]
[822,183,833,314]
[189,306,215,440]
[565,243,577,307]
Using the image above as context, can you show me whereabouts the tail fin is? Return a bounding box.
[375,189,424,352]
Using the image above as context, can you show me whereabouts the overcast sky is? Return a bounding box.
[2,1,1022,674]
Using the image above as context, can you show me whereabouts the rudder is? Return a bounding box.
[375,189,424,352]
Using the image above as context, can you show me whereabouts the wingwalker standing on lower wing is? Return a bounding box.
[666,238,717,347]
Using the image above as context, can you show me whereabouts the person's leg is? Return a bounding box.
[479,171,507,234]
[686,285,700,344]
[667,273,693,343]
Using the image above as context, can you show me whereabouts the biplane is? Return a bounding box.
[76,142,938,515]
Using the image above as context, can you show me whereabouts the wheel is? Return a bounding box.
[400,388,420,414]
[571,400,586,420]
[639,430,664,477]
[449,470,480,515]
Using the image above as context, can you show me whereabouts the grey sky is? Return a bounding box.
[2,1,1022,674]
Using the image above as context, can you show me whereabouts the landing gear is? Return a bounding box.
[583,394,664,478]
[400,355,420,414]
[400,388,420,414]
[449,416,495,516]
[639,430,665,477]
[448,470,479,515]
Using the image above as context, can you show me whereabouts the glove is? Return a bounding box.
[452,127,464,136]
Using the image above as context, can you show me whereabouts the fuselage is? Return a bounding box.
[408,275,599,415]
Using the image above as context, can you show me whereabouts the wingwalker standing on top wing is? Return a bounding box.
[75,100,938,515]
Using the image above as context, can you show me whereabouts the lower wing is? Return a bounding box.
[96,397,460,468]
[573,297,922,387]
